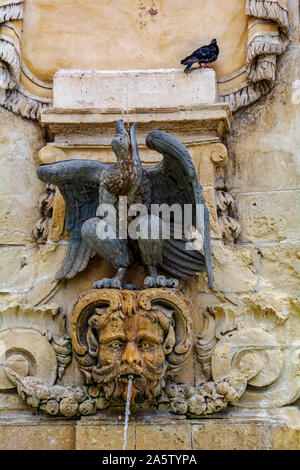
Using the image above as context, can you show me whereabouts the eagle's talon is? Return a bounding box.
[93,279,103,289]
[93,267,128,289]
[111,278,123,289]
[93,278,111,289]
[166,278,179,288]
[144,276,155,288]
[93,277,123,289]
[143,275,179,289]
[156,275,167,287]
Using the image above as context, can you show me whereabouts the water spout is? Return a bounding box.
[122,375,133,450]
[122,82,130,131]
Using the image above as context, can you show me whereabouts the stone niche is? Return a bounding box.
[0,62,299,450]
[0,0,289,118]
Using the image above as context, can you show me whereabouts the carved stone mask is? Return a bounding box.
[71,289,193,404]
[87,306,175,402]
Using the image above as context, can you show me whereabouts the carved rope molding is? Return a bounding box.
[0,1,22,85]
[0,0,50,119]
[219,0,289,111]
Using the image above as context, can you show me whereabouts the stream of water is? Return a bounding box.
[122,376,133,450]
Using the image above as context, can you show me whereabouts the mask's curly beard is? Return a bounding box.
[92,359,166,402]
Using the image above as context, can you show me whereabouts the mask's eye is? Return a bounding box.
[109,340,123,350]
[139,341,152,352]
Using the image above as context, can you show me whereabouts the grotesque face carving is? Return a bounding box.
[87,307,175,402]
[71,289,193,407]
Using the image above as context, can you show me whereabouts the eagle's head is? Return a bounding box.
[111,119,130,160]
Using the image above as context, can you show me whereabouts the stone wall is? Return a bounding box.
[0,0,299,450]
[186,0,300,408]
[227,0,300,300]
[0,107,45,302]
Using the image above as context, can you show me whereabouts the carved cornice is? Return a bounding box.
[40,104,232,145]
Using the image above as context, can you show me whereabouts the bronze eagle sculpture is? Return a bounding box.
[37,121,213,289]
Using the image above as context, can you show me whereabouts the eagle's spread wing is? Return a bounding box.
[37,159,108,280]
[145,131,213,287]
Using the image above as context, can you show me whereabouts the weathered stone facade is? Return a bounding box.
[0,0,299,450]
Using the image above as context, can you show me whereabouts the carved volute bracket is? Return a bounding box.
[210,143,228,168]
[195,142,241,242]
[33,183,55,243]
[210,143,241,242]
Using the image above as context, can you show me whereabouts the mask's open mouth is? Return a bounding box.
[119,373,141,381]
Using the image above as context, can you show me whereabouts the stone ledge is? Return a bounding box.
[0,423,75,450]
[53,68,219,110]
[0,408,299,450]
[76,423,135,450]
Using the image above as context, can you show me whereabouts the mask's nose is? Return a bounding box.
[121,341,142,367]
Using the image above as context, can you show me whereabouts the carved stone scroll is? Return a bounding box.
[194,311,217,382]
[197,142,241,242]
[0,303,71,391]
[0,0,50,119]
[219,0,289,111]
[194,294,300,410]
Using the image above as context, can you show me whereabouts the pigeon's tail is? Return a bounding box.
[181,55,198,65]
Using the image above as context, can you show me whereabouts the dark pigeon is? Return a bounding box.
[181,39,219,73]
